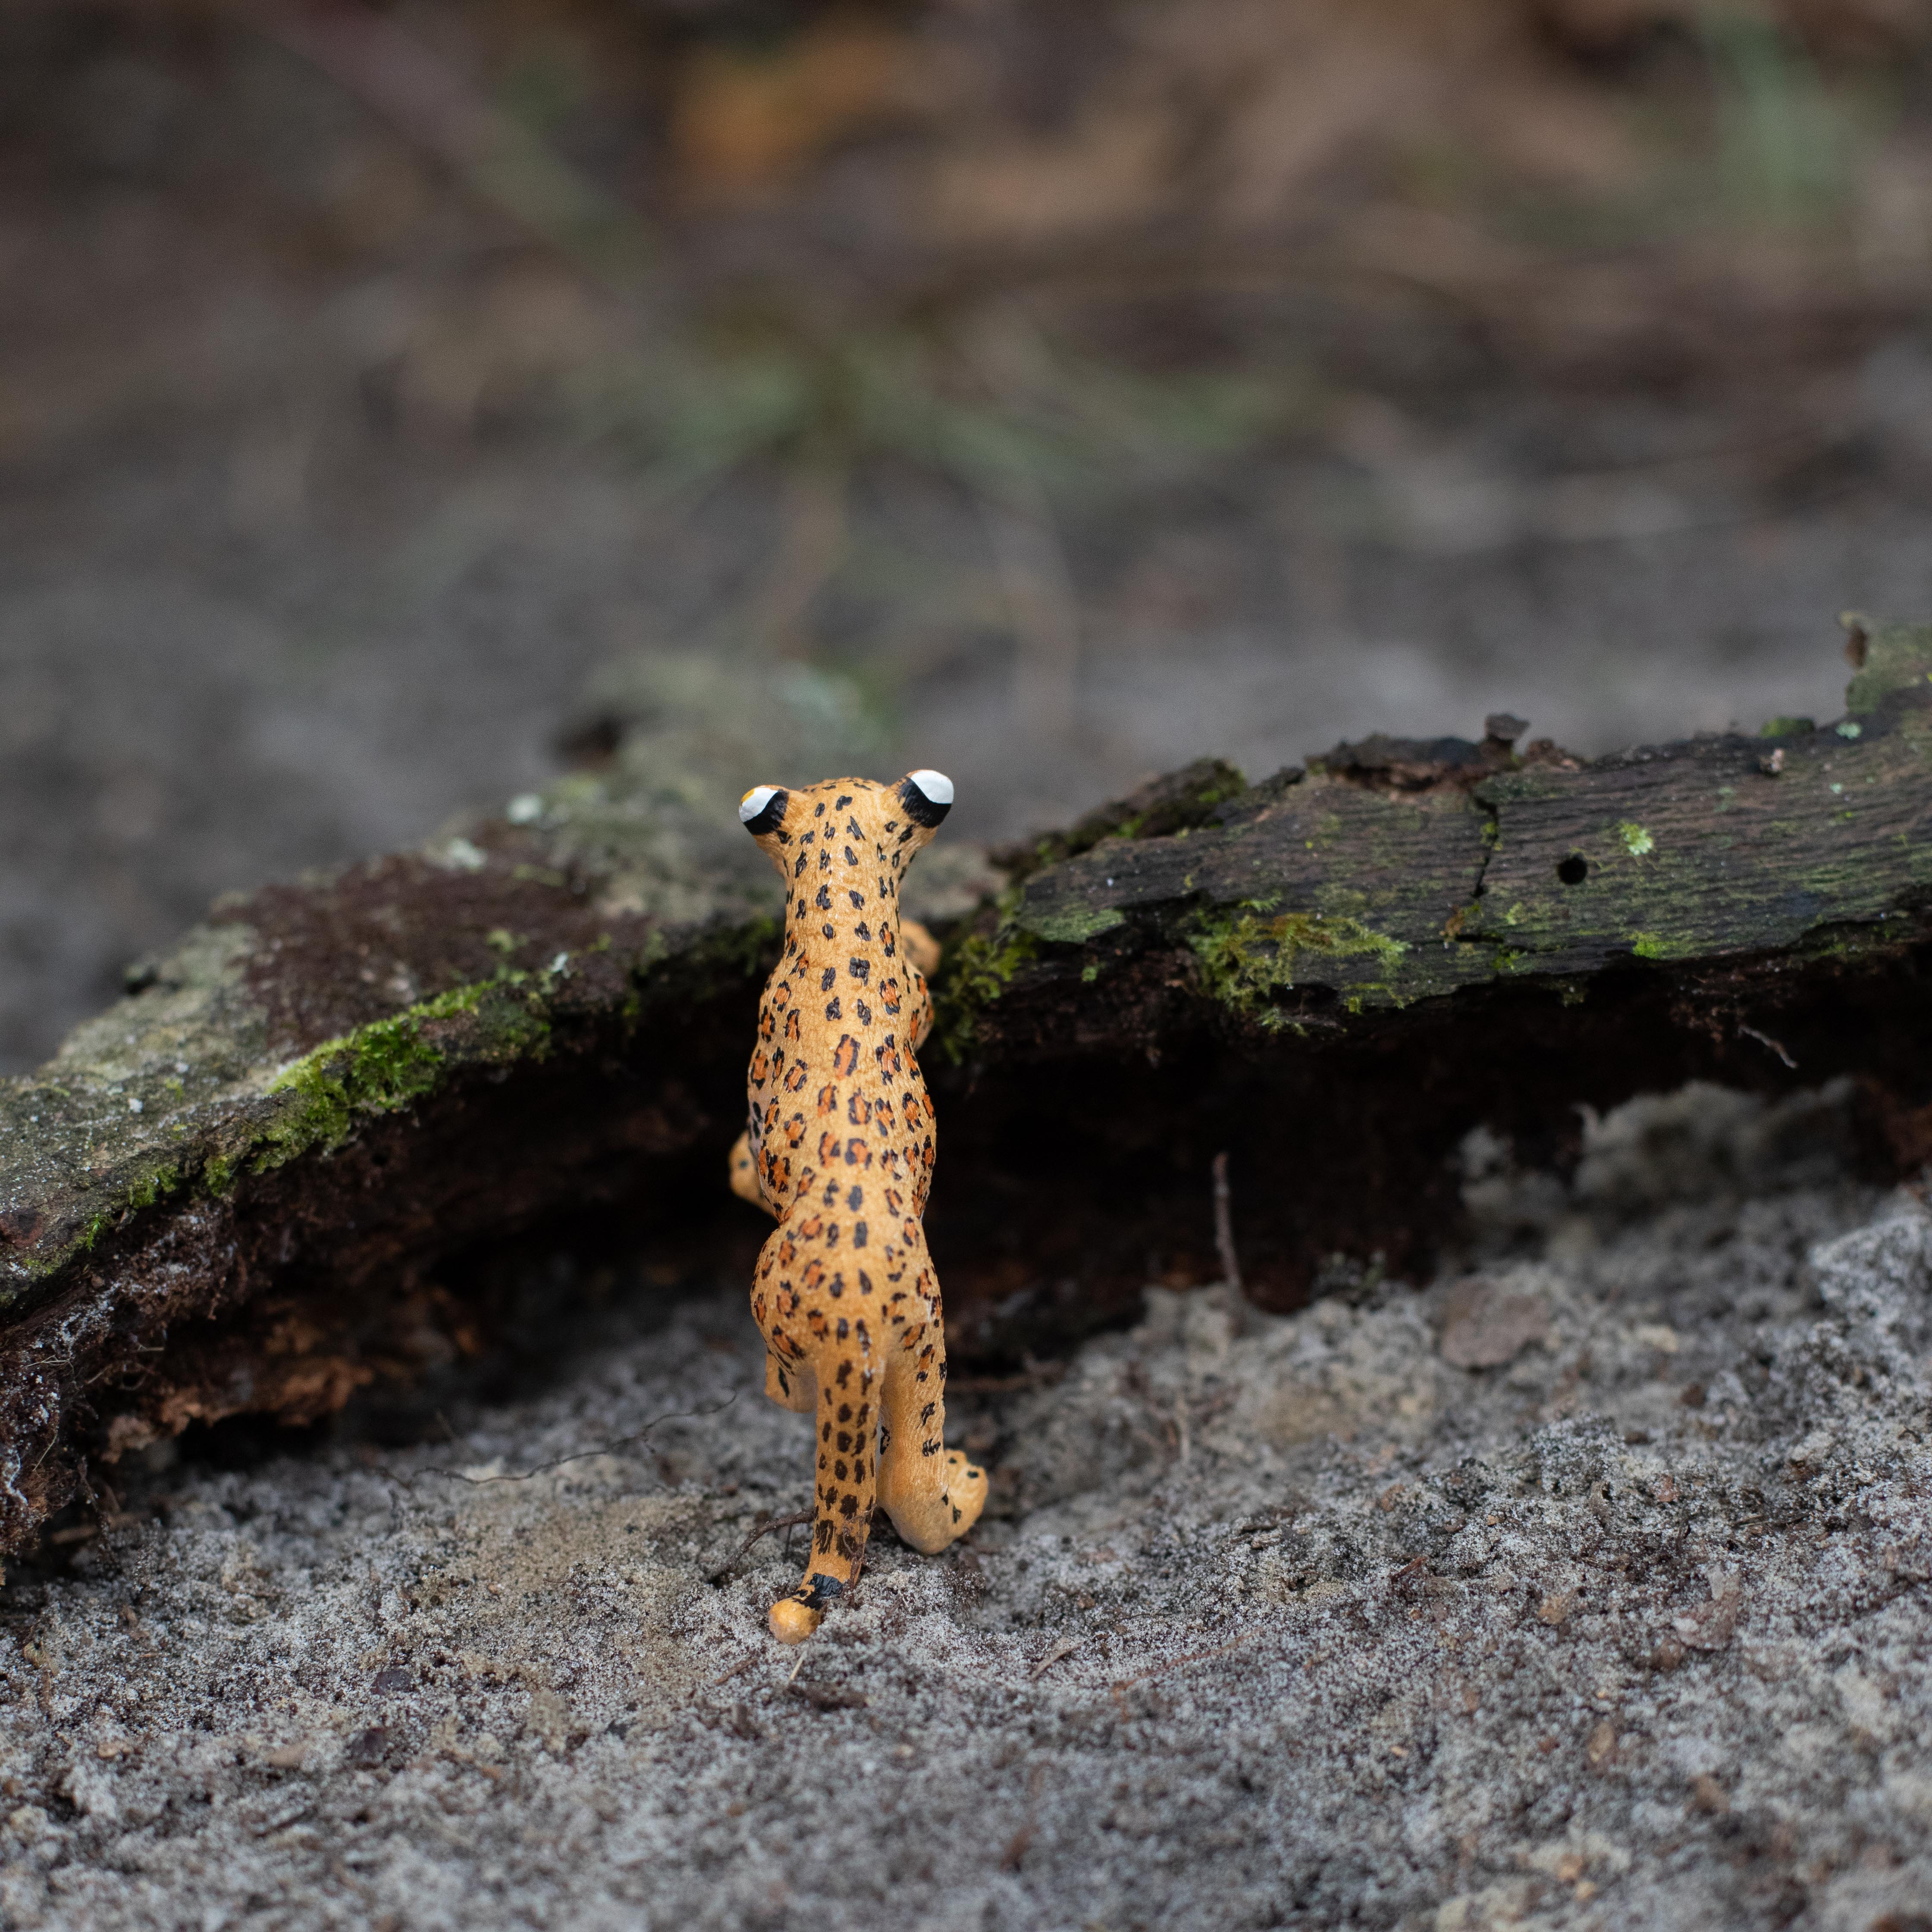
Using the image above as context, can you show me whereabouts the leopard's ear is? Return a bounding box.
[738,785,789,836]
[898,769,953,829]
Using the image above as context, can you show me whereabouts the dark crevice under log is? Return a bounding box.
[4,620,1932,1554]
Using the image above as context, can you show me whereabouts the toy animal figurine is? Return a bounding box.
[729,770,987,1643]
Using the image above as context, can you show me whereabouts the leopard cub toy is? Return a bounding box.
[729,770,986,1643]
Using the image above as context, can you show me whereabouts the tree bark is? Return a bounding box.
[3,620,1931,1555]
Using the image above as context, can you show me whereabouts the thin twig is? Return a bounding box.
[1110,1630,1255,1695]
[1212,1151,1242,1296]
[703,1506,818,1585]
[947,1360,1067,1396]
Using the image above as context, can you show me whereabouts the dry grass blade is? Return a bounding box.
[404,1395,737,1491]
[1029,1635,1085,1680]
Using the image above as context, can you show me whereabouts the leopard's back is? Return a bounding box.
[744,780,937,1230]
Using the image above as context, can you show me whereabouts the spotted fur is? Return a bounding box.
[732,772,987,1643]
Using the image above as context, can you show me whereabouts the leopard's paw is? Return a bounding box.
[728,1131,766,1209]
[768,1598,822,1645]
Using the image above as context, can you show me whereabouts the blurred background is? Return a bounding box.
[5,0,1932,1073]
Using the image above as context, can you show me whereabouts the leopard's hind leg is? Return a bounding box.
[768,1345,880,1644]
[874,1238,987,1555]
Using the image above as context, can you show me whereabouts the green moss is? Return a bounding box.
[1618,822,1656,857]
[255,981,545,1173]
[1188,904,1409,1026]
[124,1164,180,1213]
[1631,932,1667,959]
[931,915,1039,1063]
[1759,717,1814,737]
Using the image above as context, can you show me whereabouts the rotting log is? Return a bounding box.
[5,621,1932,1553]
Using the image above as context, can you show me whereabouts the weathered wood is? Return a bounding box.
[3,621,1931,1556]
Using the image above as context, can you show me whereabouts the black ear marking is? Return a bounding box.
[898,769,953,829]
[739,785,789,837]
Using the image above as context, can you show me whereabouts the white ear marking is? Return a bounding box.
[906,769,953,805]
[739,785,778,825]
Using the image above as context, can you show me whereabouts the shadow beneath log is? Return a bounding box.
[31,932,1932,1502]
[925,935,1932,1357]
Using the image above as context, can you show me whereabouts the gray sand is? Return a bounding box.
[2,1083,1929,1930]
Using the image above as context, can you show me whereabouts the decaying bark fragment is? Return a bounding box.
[3,621,1931,1556]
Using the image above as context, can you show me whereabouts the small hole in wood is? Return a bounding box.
[1556,854,1589,885]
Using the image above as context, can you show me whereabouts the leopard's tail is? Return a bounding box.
[873,1225,988,1556]
[768,1339,880,1645]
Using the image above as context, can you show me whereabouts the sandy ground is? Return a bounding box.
[0,1083,1926,1930]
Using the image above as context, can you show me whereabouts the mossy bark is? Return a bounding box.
[5,626,1932,1554]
